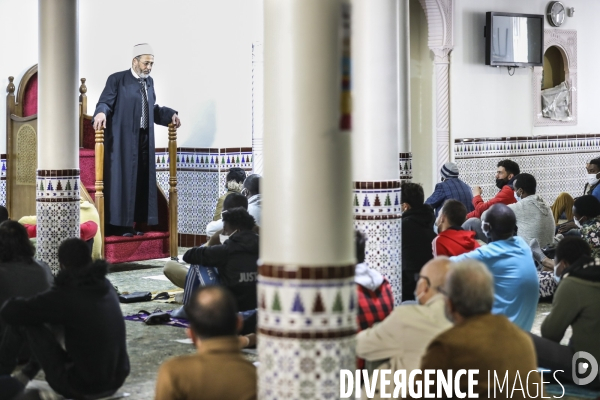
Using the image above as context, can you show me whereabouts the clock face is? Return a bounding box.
[549,1,565,27]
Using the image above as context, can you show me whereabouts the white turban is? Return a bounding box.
[132,43,154,58]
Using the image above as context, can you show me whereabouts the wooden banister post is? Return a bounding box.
[6,77,15,216]
[168,123,179,260]
[95,129,105,259]
[79,78,87,147]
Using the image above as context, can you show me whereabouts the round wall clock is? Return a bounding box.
[547,1,566,27]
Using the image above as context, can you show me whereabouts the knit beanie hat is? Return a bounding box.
[441,162,459,179]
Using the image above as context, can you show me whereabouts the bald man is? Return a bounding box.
[356,257,453,398]
[451,203,539,331]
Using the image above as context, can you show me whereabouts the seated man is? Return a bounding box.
[180,208,258,317]
[242,174,261,226]
[0,205,8,223]
[0,221,53,377]
[509,173,555,247]
[451,204,539,331]
[535,195,600,264]
[354,230,394,369]
[206,192,249,240]
[432,199,479,257]
[465,159,519,220]
[419,260,540,397]
[530,237,600,388]
[552,157,600,225]
[165,193,251,288]
[356,257,452,398]
[155,286,257,400]
[401,182,436,301]
[425,162,474,216]
[0,238,129,399]
[213,167,246,221]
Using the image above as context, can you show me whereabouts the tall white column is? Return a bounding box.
[251,41,264,175]
[259,0,356,398]
[37,0,80,272]
[434,48,451,176]
[351,0,405,303]
[398,0,413,181]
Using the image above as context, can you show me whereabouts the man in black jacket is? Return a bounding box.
[401,182,436,301]
[183,207,259,313]
[0,238,129,399]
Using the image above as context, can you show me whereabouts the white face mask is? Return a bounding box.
[219,234,229,243]
[574,217,583,229]
[553,262,562,284]
[514,191,521,202]
[587,174,599,187]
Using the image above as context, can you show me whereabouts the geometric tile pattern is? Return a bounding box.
[257,276,357,333]
[454,135,600,205]
[354,218,402,305]
[353,181,402,305]
[155,148,253,236]
[0,156,5,206]
[257,335,356,399]
[36,170,81,274]
[399,152,412,181]
[257,265,356,399]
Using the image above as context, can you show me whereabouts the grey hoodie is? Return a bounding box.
[248,194,261,226]
[508,194,556,247]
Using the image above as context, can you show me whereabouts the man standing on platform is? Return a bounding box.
[92,43,181,236]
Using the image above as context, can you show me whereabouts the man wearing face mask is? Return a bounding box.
[432,199,480,257]
[465,159,520,220]
[355,258,452,399]
[400,182,437,301]
[418,260,540,398]
[180,208,259,320]
[508,173,555,247]
[554,158,600,230]
[451,204,539,331]
[533,195,600,274]
[93,43,181,237]
[530,236,600,389]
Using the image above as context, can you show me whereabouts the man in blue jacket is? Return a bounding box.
[425,162,474,217]
[450,203,539,331]
[92,43,181,236]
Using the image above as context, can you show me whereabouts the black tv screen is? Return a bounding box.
[485,12,544,67]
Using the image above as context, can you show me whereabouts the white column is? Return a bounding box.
[398,0,412,181]
[351,0,404,303]
[434,48,451,176]
[251,41,264,175]
[37,0,80,272]
[259,0,355,398]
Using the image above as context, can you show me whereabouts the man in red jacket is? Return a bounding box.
[433,200,480,257]
[466,159,519,219]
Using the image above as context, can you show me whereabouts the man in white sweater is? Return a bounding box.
[355,257,452,399]
[510,173,555,247]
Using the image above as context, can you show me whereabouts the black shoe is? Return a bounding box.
[170,306,188,320]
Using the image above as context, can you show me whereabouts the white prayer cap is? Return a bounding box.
[132,43,154,58]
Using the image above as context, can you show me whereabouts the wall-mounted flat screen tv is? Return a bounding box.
[485,12,544,67]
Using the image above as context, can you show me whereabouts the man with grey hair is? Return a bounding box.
[93,43,181,237]
[418,260,540,398]
[450,203,539,331]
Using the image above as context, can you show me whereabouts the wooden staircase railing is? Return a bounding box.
[168,123,179,260]
[95,128,105,258]
[93,124,179,260]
